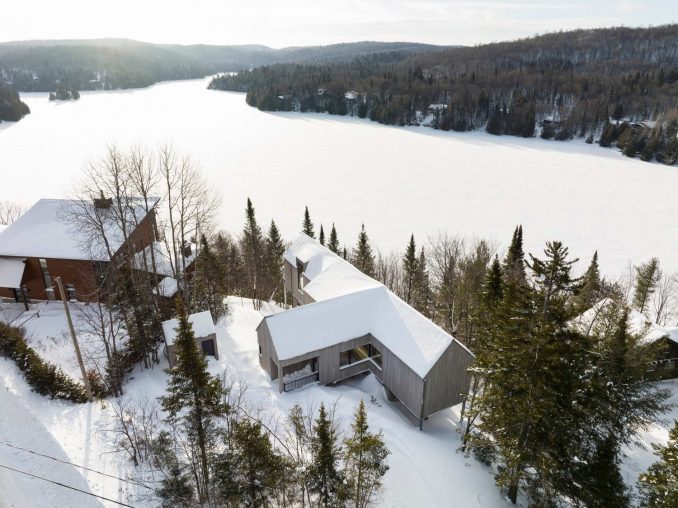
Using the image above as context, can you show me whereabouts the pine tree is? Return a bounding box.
[344,400,389,508]
[633,257,661,314]
[241,198,265,307]
[402,234,417,304]
[230,419,286,506]
[319,225,326,246]
[412,247,431,316]
[303,206,315,238]
[264,220,285,301]
[484,255,503,306]
[307,403,342,506]
[574,251,602,312]
[351,224,375,277]
[160,300,226,503]
[190,235,227,319]
[328,224,340,254]
[502,225,526,284]
[638,420,678,507]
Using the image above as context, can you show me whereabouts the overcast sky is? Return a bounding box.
[3,0,677,47]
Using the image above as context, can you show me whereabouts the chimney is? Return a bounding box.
[94,190,113,209]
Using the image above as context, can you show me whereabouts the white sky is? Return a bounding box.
[3,0,677,47]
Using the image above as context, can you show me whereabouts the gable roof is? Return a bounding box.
[0,198,156,261]
[572,298,678,345]
[162,310,215,346]
[267,234,472,378]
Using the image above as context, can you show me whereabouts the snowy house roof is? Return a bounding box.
[0,198,157,261]
[162,310,215,346]
[572,298,677,345]
[154,276,179,298]
[269,234,471,377]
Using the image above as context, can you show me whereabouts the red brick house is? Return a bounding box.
[0,197,158,302]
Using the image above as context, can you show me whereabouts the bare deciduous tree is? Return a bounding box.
[0,200,23,225]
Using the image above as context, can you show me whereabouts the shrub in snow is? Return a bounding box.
[0,322,88,403]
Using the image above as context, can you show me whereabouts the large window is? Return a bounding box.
[296,260,305,291]
[340,344,382,369]
[39,258,52,290]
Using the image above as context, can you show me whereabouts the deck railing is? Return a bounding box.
[283,371,319,392]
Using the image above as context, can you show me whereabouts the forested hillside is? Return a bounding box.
[0,39,440,92]
[0,84,29,122]
[210,25,678,164]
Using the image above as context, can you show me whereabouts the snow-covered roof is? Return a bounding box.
[572,298,677,345]
[0,198,157,261]
[269,234,471,377]
[0,224,7,235]
[154,276,179,298]
[162,310,215,346]
[284,234,381,300]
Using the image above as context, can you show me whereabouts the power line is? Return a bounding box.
[0,439,152,490]
[0,463,135,507]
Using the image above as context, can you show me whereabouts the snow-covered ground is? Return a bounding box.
[1,78,678,276]
[1,298,676,507]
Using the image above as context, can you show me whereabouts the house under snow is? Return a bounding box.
[257,234,474,428]
[162,310,218,368]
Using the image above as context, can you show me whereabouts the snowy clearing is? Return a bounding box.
[0,298,676,506]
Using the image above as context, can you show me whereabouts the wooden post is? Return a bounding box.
[55,277,93,402]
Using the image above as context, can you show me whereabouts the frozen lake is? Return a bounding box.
[1,77,676,275]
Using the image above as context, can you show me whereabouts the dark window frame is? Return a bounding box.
[340,343,383,370]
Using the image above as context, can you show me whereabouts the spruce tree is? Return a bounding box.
[308,403,342,506]
[241,198,265,307]
[344,400,389,508]
[638,420,678,507]
[190,234,227,319]
[351,224,375,277]
[160,300,225,503]
[303,206,315,238]
[502,225,526,284]
[574,251,602,313]
[319,224,325,246]
[264,220,285,301]
[633,257,661,314]
[230,419,286,506]
[412,247,431,316]
[484,255,503,306]
[328,224,340,254]
[402,234,417,304]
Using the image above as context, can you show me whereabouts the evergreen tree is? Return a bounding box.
[402,234,417,304]
[319,224,326,246]
[633,257,661,314]
[638,420,678,507]
[484,255,503,306]
[412,247,431,316]
[230,419,287,506]
[328,224,340,254]
[573,436,629,508]
[574,251,602,312]
[502,225,526,284]
[157,464,195,508]
[264,220,285,301]
[351,224,375,277]
[160,301,225,503]
[307,403,343,506]
[344,400,389,508]
[241,198,265,307]
[190,234,227,319]
[303,206,315,238]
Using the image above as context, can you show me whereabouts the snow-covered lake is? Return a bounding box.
[1,77,677,275]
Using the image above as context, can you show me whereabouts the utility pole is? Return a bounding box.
[55,277,93,402]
